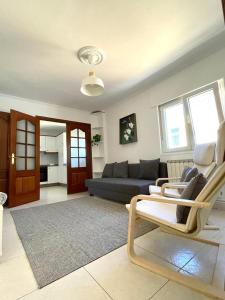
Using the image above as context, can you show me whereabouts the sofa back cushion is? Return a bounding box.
[102,163,115,178]
[139,159,160,180]
[128,164,140,178]
[113,161,128,178]
[159,162,168,179]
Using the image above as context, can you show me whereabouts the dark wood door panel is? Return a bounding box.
[67,121,92,194]
[9,110,40,207]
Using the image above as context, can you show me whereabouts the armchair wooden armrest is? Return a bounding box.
[161,182,187,196]
[129,194,210,211]
[156,177,181,186]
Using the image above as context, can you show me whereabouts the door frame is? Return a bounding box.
[0,112,10,205]
[37,116,92,194]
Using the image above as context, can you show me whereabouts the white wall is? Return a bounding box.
[0,93,91,123]
[105,46,225,163]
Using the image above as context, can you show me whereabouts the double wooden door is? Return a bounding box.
[1,110,92,207]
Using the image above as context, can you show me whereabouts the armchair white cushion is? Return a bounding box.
[193,143,215,166]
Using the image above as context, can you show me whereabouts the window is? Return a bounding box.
[70,128,87,168]
[16,119,36,170]
[159,82,224,153]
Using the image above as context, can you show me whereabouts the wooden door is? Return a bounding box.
[67,122,92,194]
[0,112,10,203]
[9,110,40,207]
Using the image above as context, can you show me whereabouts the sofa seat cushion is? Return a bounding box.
[86,178,155,195]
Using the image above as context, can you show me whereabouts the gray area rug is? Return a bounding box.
[11,197,157,288]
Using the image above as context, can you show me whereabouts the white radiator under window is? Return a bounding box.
[167,159,194,180]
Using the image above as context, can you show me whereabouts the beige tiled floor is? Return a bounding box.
[0,186,224,300]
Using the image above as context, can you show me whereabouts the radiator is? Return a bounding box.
[167,159,194,181]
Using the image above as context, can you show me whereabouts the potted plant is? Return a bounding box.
[92,134,102,146]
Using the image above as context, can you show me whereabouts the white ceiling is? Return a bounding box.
[0,0,224,111]
[40,120,66,136]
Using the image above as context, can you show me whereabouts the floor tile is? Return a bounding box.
[85,244,178,300]
[208,209,225,229]
[182,244,218,283]
[20,268,110,300]
[135,228,203,268]
[150,280,212,300]
[0,214,25,263]
[0,255,37,300]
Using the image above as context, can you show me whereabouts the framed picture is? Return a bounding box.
[120,113,137,144]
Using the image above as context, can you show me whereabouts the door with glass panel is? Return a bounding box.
[67,122,92,194]
[9,110,40,207]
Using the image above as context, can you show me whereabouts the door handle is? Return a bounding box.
[11,153,15,165]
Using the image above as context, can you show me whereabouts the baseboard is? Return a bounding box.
[214,199,225,210]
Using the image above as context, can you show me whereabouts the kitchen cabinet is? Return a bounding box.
[45,136,57,152]
[40,136,46,151]
[48,166,58,183]
[58,165,67,184]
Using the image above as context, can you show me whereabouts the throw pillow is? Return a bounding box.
[139,159,160,180]
[102,163,115,178]
[176,173,207,224]
[184,167,198,182]
[178,166,198,193]
[113,161,128,178]
[180,166,192,182]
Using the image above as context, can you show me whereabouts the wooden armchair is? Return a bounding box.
[150,121,225,198]
[126,161,225,299]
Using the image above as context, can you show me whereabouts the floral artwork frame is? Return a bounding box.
[119,113,137,144]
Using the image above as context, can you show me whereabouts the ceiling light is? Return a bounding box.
[80,71,104,96]
[78,46,105,97]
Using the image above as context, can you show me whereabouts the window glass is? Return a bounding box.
[162,103,188,150]
[71,148,78,157]
[79,158,86,167]
[71,138,78,147]
[188,89,219,144]
[79,138,86,147]
[71,158,78,168]
[79,148,86,157]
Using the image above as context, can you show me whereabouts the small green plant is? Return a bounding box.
[92,134,102,146]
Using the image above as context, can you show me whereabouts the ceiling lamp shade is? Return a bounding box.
[80,71,104,96]
[78,46,105,97]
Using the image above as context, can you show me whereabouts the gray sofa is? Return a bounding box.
[85,162,168,204]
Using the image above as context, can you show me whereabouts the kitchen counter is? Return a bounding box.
[40,164,58,167]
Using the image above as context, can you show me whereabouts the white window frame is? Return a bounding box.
[158,81,224,154]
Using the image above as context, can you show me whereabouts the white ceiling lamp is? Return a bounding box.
[78,46,105,96]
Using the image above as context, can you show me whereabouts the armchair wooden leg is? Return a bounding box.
[127,217,225,299]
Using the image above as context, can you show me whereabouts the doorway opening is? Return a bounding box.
[40,120,67,192]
